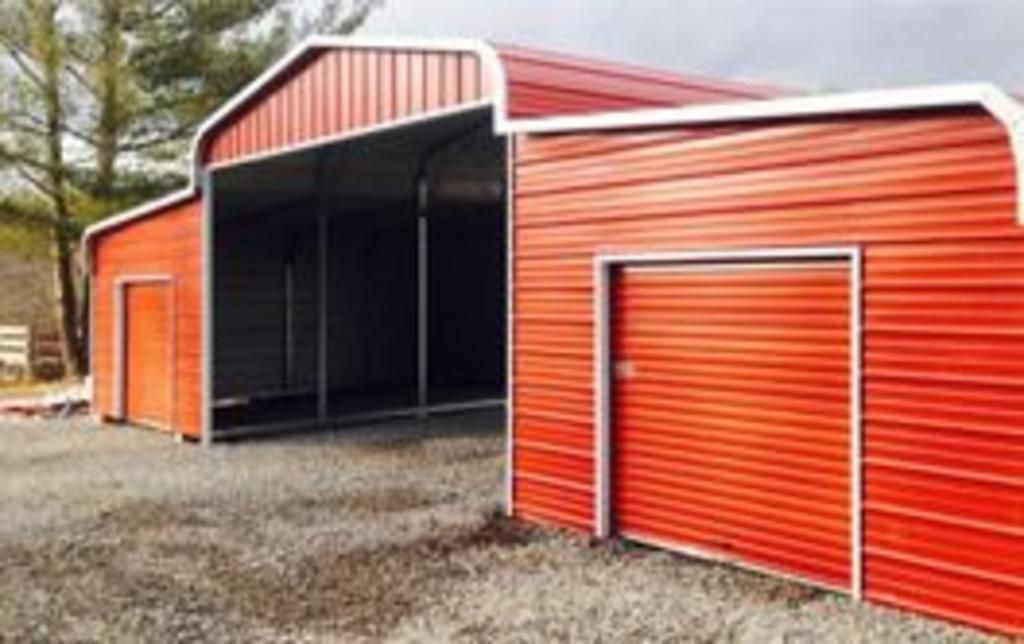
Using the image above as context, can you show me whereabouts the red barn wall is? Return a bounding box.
[511,108,1024,634]
[91,197,203,439]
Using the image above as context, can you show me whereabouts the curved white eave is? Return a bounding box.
[83,48,1024,251]
[506,82,1024,224]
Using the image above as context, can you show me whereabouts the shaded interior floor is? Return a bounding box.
[213,384,504,432]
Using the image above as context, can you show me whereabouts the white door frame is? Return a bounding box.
[114,275,176,434]
[593,245,864,599]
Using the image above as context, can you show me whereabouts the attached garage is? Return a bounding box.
[510,94,1024,635]
[84,35,1023,636]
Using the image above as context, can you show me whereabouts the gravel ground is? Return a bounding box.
[0,413,1005,643]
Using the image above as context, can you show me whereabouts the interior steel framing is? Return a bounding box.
[203,106,508,439]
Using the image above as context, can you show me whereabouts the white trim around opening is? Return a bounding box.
[113,274,176,435]
[592,245,864,599]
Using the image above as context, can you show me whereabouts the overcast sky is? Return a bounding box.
[353,0,1024,93]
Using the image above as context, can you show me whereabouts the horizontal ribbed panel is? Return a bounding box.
[92,198,202,438]
[612,263,851,590]
[123,283,172,429]
[511,108,1023,635]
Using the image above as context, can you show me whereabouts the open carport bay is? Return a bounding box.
[0,417,997,643]
[210,106,506,437]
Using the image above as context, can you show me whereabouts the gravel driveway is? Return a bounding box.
[0,413,1002,643]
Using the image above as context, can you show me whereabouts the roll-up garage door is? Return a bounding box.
[611,258,853,591]
[123,282,173,431]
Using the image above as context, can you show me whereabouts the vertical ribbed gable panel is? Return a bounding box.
[203,48,493,166]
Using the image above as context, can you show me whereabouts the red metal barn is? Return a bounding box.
[84,37,1023,636]
[86,37,765,441]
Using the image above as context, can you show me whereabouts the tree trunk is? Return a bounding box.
[35,0,85,377]
[50,222,85,377]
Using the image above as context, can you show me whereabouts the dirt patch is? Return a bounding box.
[353,434,428,455]
[208,511,540,640]
[276,486,441,518]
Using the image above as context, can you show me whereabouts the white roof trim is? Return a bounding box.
[188,35,508,185]
[205,99,495,173]
[505,82,1015,134]
[83,188,196,244]
[507,82,1024,224]
[83,35,507,247]
[84,42,1024,248]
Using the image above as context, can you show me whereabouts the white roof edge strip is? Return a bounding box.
[505,82,1024,224]
[82,187,197,246]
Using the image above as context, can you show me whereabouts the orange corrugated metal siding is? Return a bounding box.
[92,197,202,438]
[613,263,852,589]
[512,108,1023,634]
[203,48,491,166]
[123,282,172,429]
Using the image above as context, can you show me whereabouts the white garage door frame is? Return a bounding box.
[592,245,864,598]
[113,274,177,434]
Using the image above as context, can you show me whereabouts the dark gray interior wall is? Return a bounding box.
[326,205,417,395]
[428,205,506,399]
[210,107,507,430]
[213,206,319,400]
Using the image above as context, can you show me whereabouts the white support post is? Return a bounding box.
[504,135,516,517]
[201,171,214,446]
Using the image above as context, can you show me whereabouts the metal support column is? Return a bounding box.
[316,151,331,421]
[417,177,429,417]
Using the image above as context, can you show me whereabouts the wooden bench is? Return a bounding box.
[0,325,32,380]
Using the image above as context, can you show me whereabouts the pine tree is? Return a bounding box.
[0,0,382,377]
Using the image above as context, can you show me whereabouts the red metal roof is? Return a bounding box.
[83,37,1024,243]
[491,41,782,119]
[195,37,781,168]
